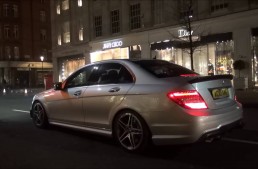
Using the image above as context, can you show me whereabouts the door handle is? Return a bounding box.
[108,87,120,93]
[74,90,82,96]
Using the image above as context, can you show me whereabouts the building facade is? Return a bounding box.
[51,0,258,88]
[0,0,53,89]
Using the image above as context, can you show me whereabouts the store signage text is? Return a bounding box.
[103,41,123,49]
[178,29,200,42]
[178,29,193,38]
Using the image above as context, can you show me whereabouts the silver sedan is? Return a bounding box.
[30,59,243,152]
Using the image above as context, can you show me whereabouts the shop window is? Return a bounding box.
[252,36,258,86]
[94,16,102,37]
[90,48,129,63]
[111,10,120,34]
[60,57,85,81]
[130,3,141,30]
[211,0,228,13]
[215,40,234,75]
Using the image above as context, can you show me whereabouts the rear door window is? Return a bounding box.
[133,60,198,78]
[97,63,133,84]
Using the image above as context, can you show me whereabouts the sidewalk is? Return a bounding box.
[235,89,258,107]
[1,88,45,96]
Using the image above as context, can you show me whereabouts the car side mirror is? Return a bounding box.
[54,82,62,90]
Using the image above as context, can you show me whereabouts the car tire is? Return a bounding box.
[32,102,49,129]
[113,110,150,152]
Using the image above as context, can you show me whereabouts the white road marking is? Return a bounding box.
[9,109,258,146]
[12,109,30,114]
[223,137,258,145]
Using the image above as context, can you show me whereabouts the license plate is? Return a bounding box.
[211,88,229,99]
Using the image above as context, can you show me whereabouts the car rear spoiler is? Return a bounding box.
[188,75,233,84]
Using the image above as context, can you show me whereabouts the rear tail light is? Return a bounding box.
[167,90,207,110]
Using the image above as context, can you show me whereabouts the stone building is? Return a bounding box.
[0,0,53,89]
[50,0,258,89]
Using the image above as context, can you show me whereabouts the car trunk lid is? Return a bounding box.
[188,75,236,110]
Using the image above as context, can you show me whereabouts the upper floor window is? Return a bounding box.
[4,25,10,39]
[40,11,46,22]
[111,10,120,34]
[211,0,228,13]
[154,0,163,25]
[94,16,102,37]
[62,0,69,11]
[5,46,11,59]
[13,5,18,17]
[40,29,47,41]
[14,25,19,39]
[78,0,82,7]
[249,0,258,8]
[58,34,62,45]
[79,28,83,41]
[40,0,46,3]
[130,3,141,30]
[56,4,61,15]
[3,4,10,17]
[63,22,70,43]
[14,46,19,59]
[179,0,194,20]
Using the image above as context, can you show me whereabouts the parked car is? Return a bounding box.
[30,59,243,152]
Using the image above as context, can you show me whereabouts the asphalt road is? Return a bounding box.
[1,93,258,169]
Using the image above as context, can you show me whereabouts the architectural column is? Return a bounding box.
[140,43,151,59]
[233,28,252,88]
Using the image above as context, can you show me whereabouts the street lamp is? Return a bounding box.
[40,56,44,72]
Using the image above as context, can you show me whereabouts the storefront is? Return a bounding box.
[151,32,234,76]
[90,39,142,63]
[57,54,85,81]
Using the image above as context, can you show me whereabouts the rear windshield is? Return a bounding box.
[132,60,198,78]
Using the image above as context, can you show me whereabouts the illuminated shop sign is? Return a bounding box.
[178,29,193,38]
[103,41,123,49]
[178,29,199,41]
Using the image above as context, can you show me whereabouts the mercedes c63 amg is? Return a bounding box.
[30,59,243,152]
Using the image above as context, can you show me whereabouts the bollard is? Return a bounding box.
[3,88,6,94]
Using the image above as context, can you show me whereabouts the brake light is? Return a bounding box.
[167,90,207,110]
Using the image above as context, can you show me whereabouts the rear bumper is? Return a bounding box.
[197,118,244,142]
[151,102,243,145]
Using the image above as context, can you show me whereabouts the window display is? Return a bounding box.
[252,36,258,86]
